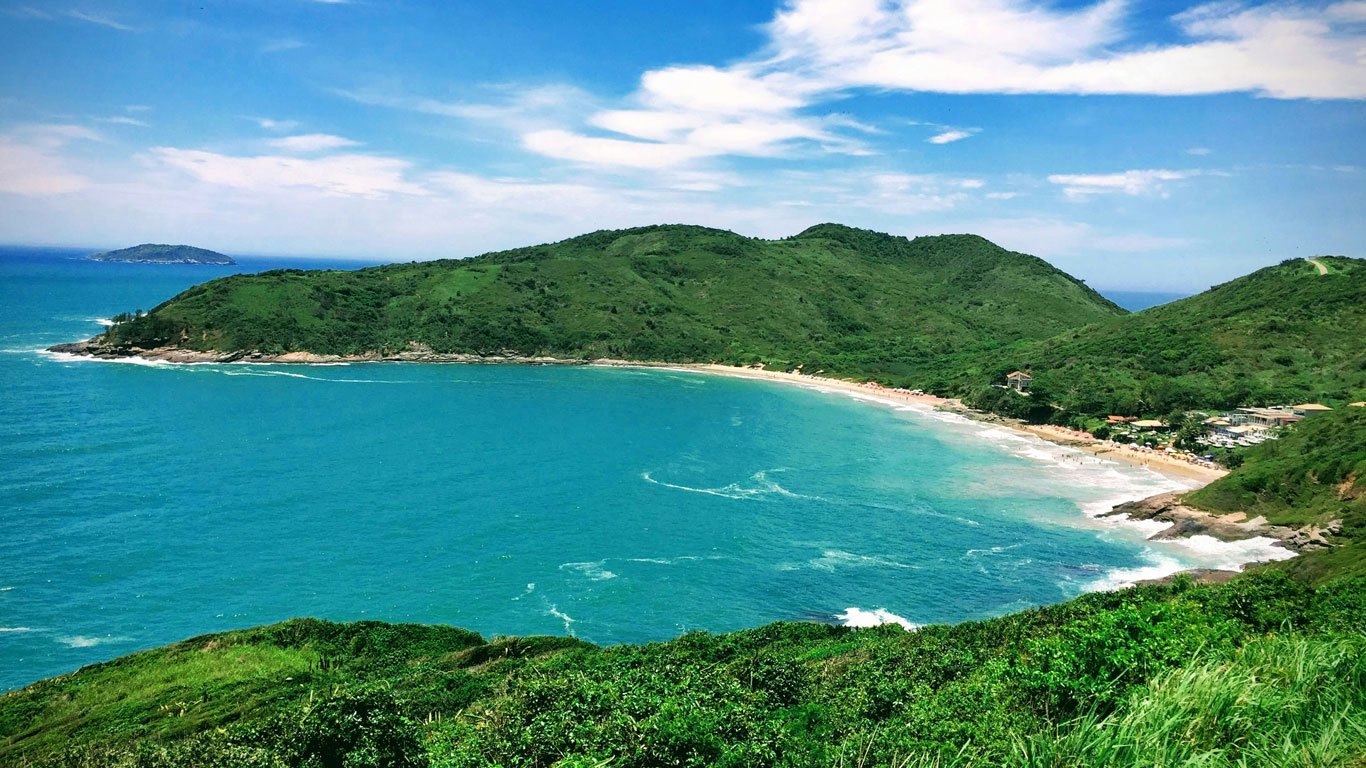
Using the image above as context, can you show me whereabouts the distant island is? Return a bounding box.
[86,243,235,265]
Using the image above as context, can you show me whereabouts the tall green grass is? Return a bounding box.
[1016,632,1366,768]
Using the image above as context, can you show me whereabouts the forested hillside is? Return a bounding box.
[82,224,1122,382]
[968,257,1365,418]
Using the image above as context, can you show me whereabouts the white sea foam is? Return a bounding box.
[0,627,34,633]
[560,561,618,581]
[836,607,919,631]
[625,555,717,565]
[808,549,918,572]
[964,544,1022,557]
[57,635,127,648]
[90,317,115,327]
[544,601,576,635]
[39,350,178,367]
[641,468,819,502]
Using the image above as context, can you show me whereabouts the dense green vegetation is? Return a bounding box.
[80,227,1364,424]
[87,244,234,265]
[92,225,1122,381]
[2,572,1362,768]
[966,256,1365,419]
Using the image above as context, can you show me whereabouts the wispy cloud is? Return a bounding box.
[262,38,305,54]
[252,117,300,132]
[1186,147,1212,156]
[266,134,362,152]
[927,129,975,144]
[0,125,103,196]
[97,116,150,127]
[150,147,427,198]
[1048,169,1193,199]
[66,9,134,31]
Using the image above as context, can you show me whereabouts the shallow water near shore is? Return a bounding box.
[0,247,1287,692]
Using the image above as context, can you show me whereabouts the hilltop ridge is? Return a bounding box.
[60,225,1124,379]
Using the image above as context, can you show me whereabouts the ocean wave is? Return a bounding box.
[640,468,820,502]
[90,318,115,327]
[836,607,919,631]
[38,350,177,367]
[623,555,720,565]
[57,634,128,648]
[1083,536,1296,591]
[543,601,576,635]
[560,561,618,581]
[0,626,34,633]
[808,549,918,572]
[964,544,1022,557]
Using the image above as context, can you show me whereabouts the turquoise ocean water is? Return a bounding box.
[0,248,1284,691]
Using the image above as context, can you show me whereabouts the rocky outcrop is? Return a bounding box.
[1102,491,1341,554]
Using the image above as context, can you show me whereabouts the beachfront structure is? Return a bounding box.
[1006,370,1032,393]
[1293,403,1334,416]
[1233,407,1303,428]
[1131,419,1168,430]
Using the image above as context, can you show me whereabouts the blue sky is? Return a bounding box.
[0,0,1362,290]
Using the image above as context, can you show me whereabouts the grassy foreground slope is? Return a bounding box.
[970,256,1366,417]
[1,574,1362,768]
[92,224,1122,382]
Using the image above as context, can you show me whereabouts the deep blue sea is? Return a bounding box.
[0,247,1278,691]
[1102,290,1190,311]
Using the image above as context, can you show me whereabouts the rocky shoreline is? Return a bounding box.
[1102,491,1339,553]
[45,340,640,367]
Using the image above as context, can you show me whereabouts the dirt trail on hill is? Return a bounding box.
[1307,258,1329,275]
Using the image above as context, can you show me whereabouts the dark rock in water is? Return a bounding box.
[87,244,235,265]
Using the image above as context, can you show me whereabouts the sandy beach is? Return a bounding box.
[658,363,1229,487]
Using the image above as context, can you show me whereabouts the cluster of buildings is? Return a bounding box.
[1198,404,1339,447]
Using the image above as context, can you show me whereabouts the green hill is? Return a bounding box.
[73,224,1122,381]
[2,574,1361,767]
[86,244,235,265]
[968,257,1366,418]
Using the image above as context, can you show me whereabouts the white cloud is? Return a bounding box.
[0,125,102,196]
[1186,147,1212,156]
[149,148,426,198]
[522,130,712,170]
[253,117,300,132]
[266,134,362,152]
[1048,169,1192,198]
[986,191,1018,200]
[97,116,150,127]
[499,1,1364,172]
[927,129,974,144]
[766,0,1366,99]
[638,66,805,115]
[970,217,1196,257]
[262,38,306,54]
[66,9,134,31]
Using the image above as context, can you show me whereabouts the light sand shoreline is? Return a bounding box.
[49,342,1227,486]
[654,363,1228,486]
